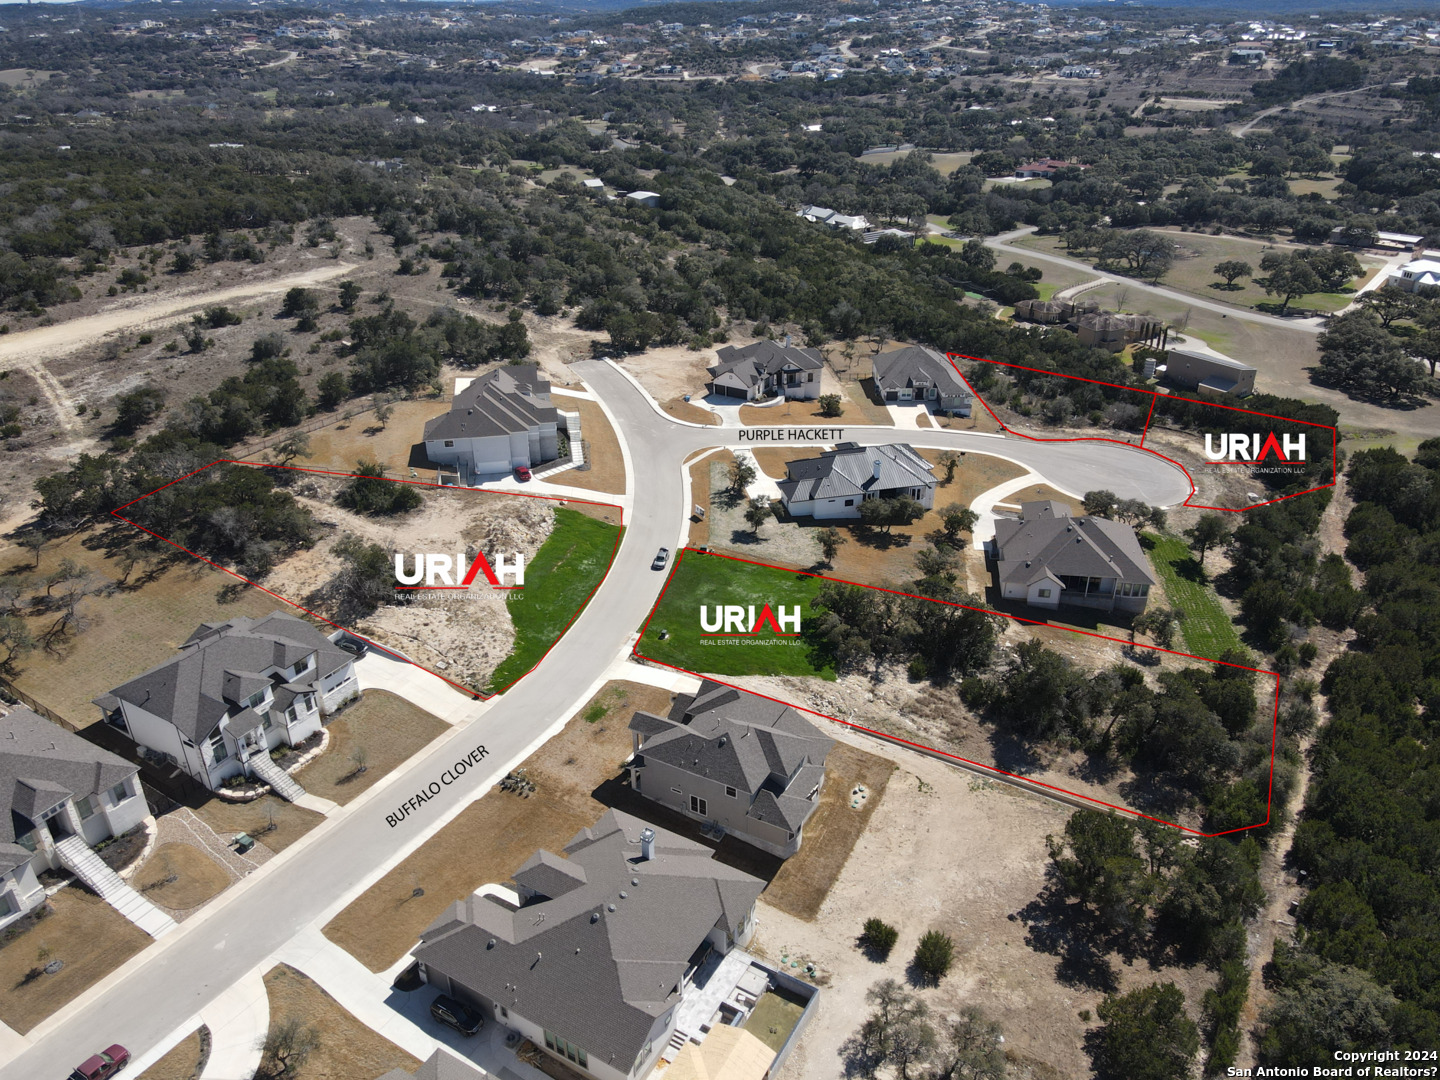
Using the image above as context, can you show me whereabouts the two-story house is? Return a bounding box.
[777,442,937,522]
[992,501,1158,614]
[412,809,765,1080]
[0,707,149,929]
[627,680,833,858]
[94,612,359,793]
[706,341,824,402]
[423,364,562,483]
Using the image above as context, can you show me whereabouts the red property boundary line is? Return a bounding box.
[943,352,1339,513]
[633,548,1281,838]
[109,459,626,700]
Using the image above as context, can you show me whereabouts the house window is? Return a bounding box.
[670,787,683,795]
[544,1031,588,1069]
[844,499,854,507]
[0,894,13,918]
[210,731,230,765]
[1038,588,1052,598]
[690,795,707,816]
[108,780,130,805]
[75,796,95,820]
[443,440,455,448]
[245,689,267,710]
[806,372,814,382]
[725,786,737,798]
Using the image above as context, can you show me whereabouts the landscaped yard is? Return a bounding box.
[0,886,152,1033]
[138,1028,206,1080]
[548,397,627,495]
[296,691,449,805]
[639,552,833,679]
[324,680,675,971]
[262,964,420,1080]
[133,843,231,914]
[1141,532,1243,657]
[191,794,324,855]
[743,987,808,1053]
[2,530,280,728]
[487,507,622,692]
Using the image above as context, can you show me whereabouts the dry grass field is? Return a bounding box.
[262,965,420,1080]
[296,691,449,805]
[192,795,324,855]
[138,1028,206,1080]
[134,843,231,914]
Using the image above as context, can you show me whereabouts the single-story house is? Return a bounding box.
[0,707,149,929]
[412,809,765,1080]
[871,345,972,415]
[991,501,1157,614]
[1015,159,1088,179]
[95,612,359,793]
[628,679,833,858]
[1389,256,1440,295]
[625,190,661,207]
[795,205,871,231]
[1163,349,1257,397]
[706,341,824,402]
[778,442,937,520]
[424,364,562,482]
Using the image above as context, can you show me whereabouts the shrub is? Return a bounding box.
[913,930,955,984]
[860,918,899,958]
[818,393,843,418]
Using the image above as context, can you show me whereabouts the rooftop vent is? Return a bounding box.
[591,912,600,923]
[641,827,657,861]
[607,903,617,913]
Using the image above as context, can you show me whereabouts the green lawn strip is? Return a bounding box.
[488,508,622,692]
[1142,532,1242,658]
[639,552,834,679]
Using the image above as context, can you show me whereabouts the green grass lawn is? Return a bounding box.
[488,508,622,692]
[638,552,834,679]
[1141,533,1242,658]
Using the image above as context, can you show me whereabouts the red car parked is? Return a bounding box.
[72,1045,130,1080]
[514,465,533,482]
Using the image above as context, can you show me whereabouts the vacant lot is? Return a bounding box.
[488,508,622,692]
[297,692,449,804]
[1141,532,1243,657]
[138,1028,206,1080]
[324,679,675,971]
[291,396,450,479]
[134,843,231,916]
[549,397,626,495]
[2,529,280,728]
[263,964,419,1080]
[192,794,324,855]
[640,552,833,679]
[0,887,152,1033]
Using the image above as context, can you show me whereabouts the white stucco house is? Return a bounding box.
[777,442,937,520]
[423,365,562,483]
[706,341,824,402]
[94,612,359,793]
[0,707,149,929]
[991,501,1157,614]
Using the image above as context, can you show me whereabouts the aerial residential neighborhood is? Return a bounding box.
[0,0,1433,1077]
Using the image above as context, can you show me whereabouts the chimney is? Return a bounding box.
[784,333,792,348]
[872,459,882,480]
[640,827,656,861]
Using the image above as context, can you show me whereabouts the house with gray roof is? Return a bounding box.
[991,501,1157,614]
[627,680,833,858]
[423,364,562,482]
[777,442,937,521]
[0,707,148,929]
[412,809,765,1080]
[871,345,972,415]
[377,1049,485,1080]
[94,612,358,793]
[706,341,824,402]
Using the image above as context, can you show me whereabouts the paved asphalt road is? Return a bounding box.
[0,363,1191,1079]
[983,228,1325,336]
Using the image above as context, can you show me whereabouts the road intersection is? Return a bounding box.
[0,361,1192,1080]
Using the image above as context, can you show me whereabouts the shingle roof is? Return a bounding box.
[423,364,557,442]
[778,443,936,505]
[994,501,1157,590]
[102,612,351,745]
[871,346,971,401]
[413,810,764,1074]
[377,1049,486,1080]
[708,342,824,390]
[630,681,832,833]
[0,707,137,844]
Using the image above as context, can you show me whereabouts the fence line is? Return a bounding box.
[0,677,82,732]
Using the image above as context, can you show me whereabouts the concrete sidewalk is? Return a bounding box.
[198,968,268,1080]
[354,650,494,726]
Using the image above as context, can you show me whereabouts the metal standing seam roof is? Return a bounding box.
[100,613,352,745]
[0,706,138,845]
[423,364,557,442]
[871,345,972,400]
[993,501,1157,590]
[630,680,833,832]
[413,809,764,1074]
[777,442,936,505]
